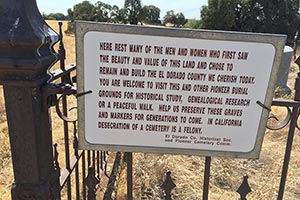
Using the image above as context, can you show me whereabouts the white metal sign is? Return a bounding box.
[76,22,286,158]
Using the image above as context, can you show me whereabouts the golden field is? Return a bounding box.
[1,20,300,199]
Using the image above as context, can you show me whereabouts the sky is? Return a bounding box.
[36,0,207,19]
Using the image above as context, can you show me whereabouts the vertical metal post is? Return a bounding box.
[84,167,100,200]
[277,57,300,200]
[237,175,252,200]
[82,152,87,200]
[126,152,133,200]
[59,21,72,200]
[161,171,176,200]
[53,144,61,200]
[203,156,211,200]
[96,151,100,177]
[0,0,59,199]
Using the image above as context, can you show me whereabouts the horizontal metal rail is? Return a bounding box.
[50,64,76,82]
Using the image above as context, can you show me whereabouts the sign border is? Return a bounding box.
[76,21,286,159]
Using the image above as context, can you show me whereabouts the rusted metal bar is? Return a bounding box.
[53,144,61,200]
[93,151,96,169]
[62,59,72,200]
[55,20,74,200]
[272,99,300,107]
[126,152,133,200]
[73,121,79,158]
[58,22,66,71]
[161,171,176,200]
[73,122,80,200]
[237,175,252,200]
[96,151,100,178]
[50,64,76,82]
[277,57,300,200]
[105,152,109,177]
[84,166,100,200]
[101,151,104,170]
[88,151,91,167]
[75,164,80,200]
[82,152,87,200]
[104,151,107,162]
[57,21,73,86]
[53,144,61,174]
[203,156,211,200]
[103,152,123,199]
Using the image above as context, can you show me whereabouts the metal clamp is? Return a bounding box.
[256,100,272,112]
[42,82,77,110]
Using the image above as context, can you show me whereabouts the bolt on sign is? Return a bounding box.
[76,21,286,158]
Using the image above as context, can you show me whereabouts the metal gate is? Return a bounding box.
[1,1,300,200]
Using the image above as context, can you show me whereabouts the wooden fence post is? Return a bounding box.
[0,0,60,199]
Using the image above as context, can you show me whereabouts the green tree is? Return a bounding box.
[163,10,177,26]
[163,10,187,27]
[201,0,241,31]
[184,19,202,29]
[72,0,96,21]
[66,1,96,33]
[124,0,142,24]
[95,1,112,22]
[67,8,73,20]
[200,0,300,40]
[42,13,68,20]
[253,0,300,39]
[42,13,49,19]
[176,12,188,27]
[208,0,219,8]
[110,5,128,23]
[142,5,161,24]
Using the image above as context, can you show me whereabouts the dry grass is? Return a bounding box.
[0,72,11,199]
[114,59,300,199]
[114,125,300,199]
[0,87,11,200]
[1,20,300,200]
